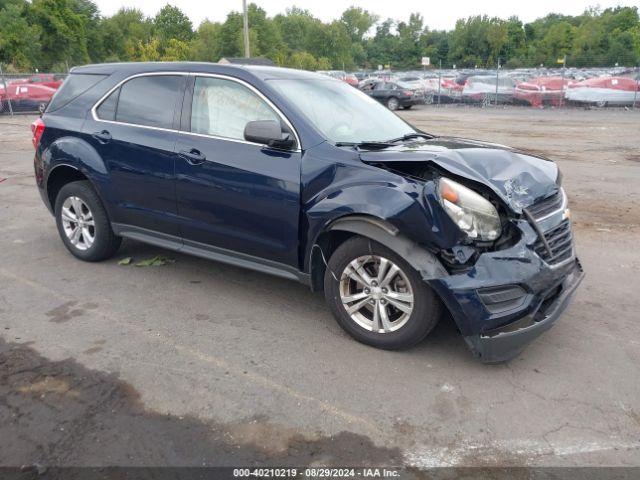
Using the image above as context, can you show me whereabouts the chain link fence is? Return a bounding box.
[359,65,640,110]
[0,66,68,115]
[2,63,640,115]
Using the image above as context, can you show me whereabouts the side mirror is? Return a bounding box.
[244,120,295,150]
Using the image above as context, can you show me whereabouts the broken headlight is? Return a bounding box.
[438,178,501,241]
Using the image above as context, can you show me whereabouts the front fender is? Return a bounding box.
[303,178,462,272]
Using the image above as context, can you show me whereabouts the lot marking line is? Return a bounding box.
[404,438,640,467]
[0,267,382,437]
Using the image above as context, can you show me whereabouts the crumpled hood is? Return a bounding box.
[359,137,559,212]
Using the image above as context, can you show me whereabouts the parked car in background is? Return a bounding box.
[437,77,465,103]
[565,77,640,107]
[10,73,65,90]
[396,76,424,89]
[353,71,368,81]
[462,75,516,104]
[455,70,493,86]
[0,83,57,112]
[344,73,359,87]
[359,78,381,92]
[514,77,573,107]
[397,79,427,99]
[316,70,358,87]
[32,62,584,362]
[365,81,422,110]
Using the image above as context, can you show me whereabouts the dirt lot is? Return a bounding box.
[1,107,639,471]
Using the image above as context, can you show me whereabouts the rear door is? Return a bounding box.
[173,74,301,267]
[84,74,186,236]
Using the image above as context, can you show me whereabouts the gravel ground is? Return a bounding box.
[1,107,639,470]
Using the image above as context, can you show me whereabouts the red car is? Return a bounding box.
[515,77,574,107]
[10,73,65,90]
[0,83,57,112]
[344,74,359,87]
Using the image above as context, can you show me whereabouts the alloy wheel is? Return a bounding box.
[339,255,414,333]
[61,196,95,251]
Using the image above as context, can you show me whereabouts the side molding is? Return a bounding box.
[112,223,311,285]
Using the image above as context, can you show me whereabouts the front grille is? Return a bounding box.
[527,190,564,220]
[533,219,574,265]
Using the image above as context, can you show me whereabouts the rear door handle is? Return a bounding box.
[92,130,112,144]
[179,148,206,165]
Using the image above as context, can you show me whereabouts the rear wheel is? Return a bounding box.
[324,237,442,350]
[54,180,121,262]
[386,96,399,110]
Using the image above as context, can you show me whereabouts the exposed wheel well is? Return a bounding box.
[46,166,88,210]
[310,230,355,292]
[309,215,448,292]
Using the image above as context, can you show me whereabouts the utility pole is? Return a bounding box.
[559,55,567,108]
[632,66,639,109]
[242,0,250,58]
[437,59,442,107]
[495,59,500,107]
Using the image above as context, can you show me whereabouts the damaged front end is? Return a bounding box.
[360,137,585,362]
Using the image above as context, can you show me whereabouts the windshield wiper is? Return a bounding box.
[385,132,435,144]
[335,141,396,150]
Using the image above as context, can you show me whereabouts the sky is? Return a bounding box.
[93,0,636,30]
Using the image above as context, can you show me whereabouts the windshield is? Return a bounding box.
[267,78,415,144]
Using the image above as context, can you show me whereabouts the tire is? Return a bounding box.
[386,96,399,110]
[54,180,121,262]
[324,236,442,350]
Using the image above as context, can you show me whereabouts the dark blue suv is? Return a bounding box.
[33,62,584,362]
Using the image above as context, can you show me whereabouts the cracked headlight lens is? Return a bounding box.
[438,177,501,241]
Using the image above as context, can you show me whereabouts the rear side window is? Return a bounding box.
[113,75,182,129]
[47,74,107,112]
[96,88,119,121]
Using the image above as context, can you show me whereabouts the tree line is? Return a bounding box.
[0,0,639,72]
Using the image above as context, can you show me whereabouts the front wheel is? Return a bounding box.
[324,237,442,350]
[54,180,121,262]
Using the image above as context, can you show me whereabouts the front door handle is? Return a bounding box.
[92,130,112,144]
[179,148,206,165]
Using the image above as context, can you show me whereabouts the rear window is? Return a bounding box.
[46,73,107,112]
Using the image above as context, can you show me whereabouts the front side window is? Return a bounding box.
[191,77,280,141]
[113,75,183,129]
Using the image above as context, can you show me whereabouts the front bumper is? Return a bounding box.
[429,219,584,363]
[463,259,583,362]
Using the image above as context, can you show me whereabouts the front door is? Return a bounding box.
[174,75,301,267]
[84,74,186,236]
